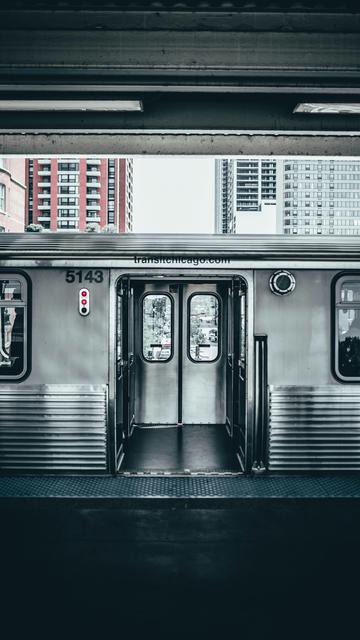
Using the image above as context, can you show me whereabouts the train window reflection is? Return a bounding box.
[0,276,26,378]
[340,281,360,303]
[337,278,360,379]
[0,307,24,374]
[189,294,219,362]
[0,280,21,301]
[142,294,172,362]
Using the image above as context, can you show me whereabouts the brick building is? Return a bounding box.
[26,158,133,232]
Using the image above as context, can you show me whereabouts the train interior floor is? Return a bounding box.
[120,424,241,473]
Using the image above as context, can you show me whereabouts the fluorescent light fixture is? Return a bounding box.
[294,103,360,115]
[0,99,143,112]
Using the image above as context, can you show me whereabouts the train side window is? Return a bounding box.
[0,275,28,379]
[142,294,173,362]
[188,294,220,363]
[336,277,360,380]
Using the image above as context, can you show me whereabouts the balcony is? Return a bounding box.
[38,169,51,175]
[86,170,101,176]
[86,192,100,199]
[38,181,51,187]
[38,159,51,164]
[38,203,51,210]
[86,159,101,165]
[86,215,101,222]
[86,203,101,210]
[37,214,51,221]
[38,192,51,199]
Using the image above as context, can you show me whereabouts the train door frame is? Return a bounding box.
[110,271,254,475]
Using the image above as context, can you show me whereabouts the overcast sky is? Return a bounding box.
[133,157,215,233]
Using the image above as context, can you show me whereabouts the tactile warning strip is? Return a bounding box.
[1,474,360,498]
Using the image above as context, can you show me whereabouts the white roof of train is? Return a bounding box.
[0,233,359,262]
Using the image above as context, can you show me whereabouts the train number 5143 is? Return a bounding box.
[65,270,104,283]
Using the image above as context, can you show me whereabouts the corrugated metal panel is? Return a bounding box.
[269,386,360,471]
[0,385,108,471]
[0,233,360,261]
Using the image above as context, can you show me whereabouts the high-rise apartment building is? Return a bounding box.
[215,159,234,233]
[26,158,133,232]
[215,158,277,234]
[279,159,360,236]
[216,158,360,236]
[0,158,26,232]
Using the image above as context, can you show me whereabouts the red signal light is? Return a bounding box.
[79,287,90,316]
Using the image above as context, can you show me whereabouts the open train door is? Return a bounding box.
[116,277,135,469]
[226,277,247,471]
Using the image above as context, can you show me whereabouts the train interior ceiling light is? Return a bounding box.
[294,103,360,115]
[0,100,143,112]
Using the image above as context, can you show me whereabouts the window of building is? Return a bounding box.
[0,183,6,211]
[58,186,78,195]
[188,294,220,363]
[0,275,28,379]
[58,162,79,172]
[57,220,78,229]
[58,210,77,218]
[142,294,173,362]
[58,198,78,206]
[59,174,77,183]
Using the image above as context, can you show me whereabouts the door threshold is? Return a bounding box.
[118,470,243,477]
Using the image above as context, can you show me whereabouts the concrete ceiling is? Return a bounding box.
[0,0,359,135]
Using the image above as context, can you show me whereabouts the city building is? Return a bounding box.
[26,158,133,232]
[216,158,360,236]
[215,159,234,233]
[280,159,360,236]
[0,158,26,232]
[215,158,277,234]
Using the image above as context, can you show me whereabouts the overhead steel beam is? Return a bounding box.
[0,30,359,83]
[1,132,360,156]
[1,10,360,33]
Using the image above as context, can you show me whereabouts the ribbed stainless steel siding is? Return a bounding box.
[0,385,108,471]
[269,386,360,471]
[1,233,360,261]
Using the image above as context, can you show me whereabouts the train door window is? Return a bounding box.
[188,294,220,362]
[0,274,28,379]
[335,276,360,380]
[142,294,173,362]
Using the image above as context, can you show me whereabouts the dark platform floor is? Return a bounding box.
[121,423,240,472]
[2,475,360,638]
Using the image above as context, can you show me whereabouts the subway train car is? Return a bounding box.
[0,233,360,475]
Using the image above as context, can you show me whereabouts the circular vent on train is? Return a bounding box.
[269,270,296,296]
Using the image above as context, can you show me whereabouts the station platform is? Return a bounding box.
[2,473,360,637]
[1,473,360,502]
